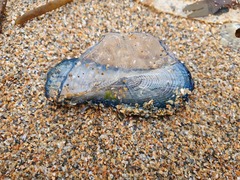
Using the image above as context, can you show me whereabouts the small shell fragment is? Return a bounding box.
[220,23,240,51]
[45,33,194,116]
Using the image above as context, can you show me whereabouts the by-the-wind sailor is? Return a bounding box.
[45,33,194,116]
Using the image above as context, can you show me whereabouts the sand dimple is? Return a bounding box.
[0,0,239,179]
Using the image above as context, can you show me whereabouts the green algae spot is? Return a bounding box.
[104,91,116,100]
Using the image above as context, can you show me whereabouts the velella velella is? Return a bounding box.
[45,33,194,116]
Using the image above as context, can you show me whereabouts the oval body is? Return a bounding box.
[45,33,194,109]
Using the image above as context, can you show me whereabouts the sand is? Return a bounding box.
[0,0,239,179]
[136,0,240,23]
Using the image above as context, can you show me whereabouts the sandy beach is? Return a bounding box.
[0,0,239,178]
